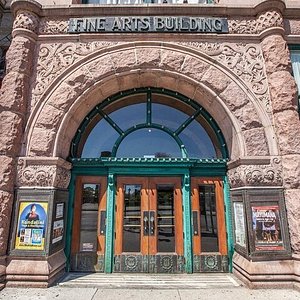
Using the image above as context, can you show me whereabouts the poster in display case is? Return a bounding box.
[233,202,246,248]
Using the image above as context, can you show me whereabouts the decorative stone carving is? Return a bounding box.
[229,10,283,35]
[178,42,270,112]
[17,158,71,189]
[39,18,69,34]
[32,41,121,108]
[13,10,39,34]
[228,157,283,188]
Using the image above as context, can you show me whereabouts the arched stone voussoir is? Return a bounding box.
[26,44,272,159]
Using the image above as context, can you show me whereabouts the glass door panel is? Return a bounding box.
[191,178,228,272]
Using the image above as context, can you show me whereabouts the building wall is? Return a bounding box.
[1,0,300,288]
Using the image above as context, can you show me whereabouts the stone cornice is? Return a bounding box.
[11,0,286,18]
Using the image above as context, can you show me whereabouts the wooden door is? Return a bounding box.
[191,177,228,272]
[114,177,184,273]
[70,176,107,272]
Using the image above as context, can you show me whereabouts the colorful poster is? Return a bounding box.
[52,220,64,244]
[252,205,284,251]
[233,202,246,248]
[15,202,48,250]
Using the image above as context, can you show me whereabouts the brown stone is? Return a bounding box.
[85,56,115,81]
[0,156,15,192]
[261,34,291,74]
[136,48,161,68]
[243,128,269,156]
[0,111,23,156]
[0,72,28,114]
[160,50,185,72]
[110,49,136,73]
[220,81,249,112]
[269,71,298,113]
[201,66,232,94]
[274,110,300,155]
[282,156,300,189]
[5,36,34,76]
[65,68,95,95]
[35,104,64,130]
[28,126,56,156]
[285,189,300,253]
[234,102,262,130]
[181,56,210,82]
[0,190,13,256]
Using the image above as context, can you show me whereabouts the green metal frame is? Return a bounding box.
[66,87,233,274]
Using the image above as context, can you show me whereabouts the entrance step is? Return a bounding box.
[59,273,241,289]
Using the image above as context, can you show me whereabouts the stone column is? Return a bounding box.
[261,17,300,286]
[0,9,38,289]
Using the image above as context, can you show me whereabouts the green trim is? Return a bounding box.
[182,172,193,273]
[288,44,300,51]
[224,175,234,272]
[104,173,116,273]
[70,87,229,160]
[66,173,76,271]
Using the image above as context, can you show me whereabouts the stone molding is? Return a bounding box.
[228,157,283,188]
[16,157,71,189]
[13,9,39,34]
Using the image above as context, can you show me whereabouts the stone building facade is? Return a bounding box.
[1,0,300,289]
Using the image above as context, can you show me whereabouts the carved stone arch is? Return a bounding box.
[25,43,277,160]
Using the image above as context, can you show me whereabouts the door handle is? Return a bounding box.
[143,211,149,236]
[149,211,155,236]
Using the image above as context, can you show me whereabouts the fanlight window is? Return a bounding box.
[73,89,225,159]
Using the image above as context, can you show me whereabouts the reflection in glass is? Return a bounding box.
[152,103,190,131]
[157,186,175,253]
[179,120,217,158]
[116,128,181,158]
[80,184,100,252]
[199,185,218,252]
[123,185,141,252]
[81,119,119,158]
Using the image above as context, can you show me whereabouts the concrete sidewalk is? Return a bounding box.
[0,286,299,300]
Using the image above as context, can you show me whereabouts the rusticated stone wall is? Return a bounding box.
[261,34,300,254]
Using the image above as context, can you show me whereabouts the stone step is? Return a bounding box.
[59,273,241,289]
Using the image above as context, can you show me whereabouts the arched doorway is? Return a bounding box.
[67,87,231,274]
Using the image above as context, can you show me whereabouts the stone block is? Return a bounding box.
[285,189,300,253]
[35,104,64,130]
[181,56,210,82]
[0,156,15,192]
[110,49,136,73]
[160,50,185,72]
[117,72,141,91]
[261,34,291,74]
[0,111,23,156]
[5,36,34,76]
[138,71,158,87]
[65,68,95,95]
[220,81,249,112]
[136,47,161,68]
[0,72,28,114]
[282,156,300,189]
[86,56,115,81]
[274,110,300,155]
[233,101,262,130]
[28,126,56,156]
[0,190,13,256]
[201,66,232,95]
[269,71,298,113]
[243,127,269,156]
[176,79,196,100]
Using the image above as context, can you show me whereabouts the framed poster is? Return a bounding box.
[233,202,246,248]
[251,205,284,251]
[52,220,64,244]
[15,202,48,250]
[55,203,64,219]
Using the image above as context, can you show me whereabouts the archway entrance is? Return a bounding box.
[67,88,231,274]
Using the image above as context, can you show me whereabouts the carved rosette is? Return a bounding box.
[229,10,283,34]
[228,157,283,188]
[13,10,40,34]
[17,158,71,189]
[39,18,69,35]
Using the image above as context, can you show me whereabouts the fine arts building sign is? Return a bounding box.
[68,16,229,33]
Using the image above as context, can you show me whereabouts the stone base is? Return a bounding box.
[233,252,297,289]
[0,256,6,290]
[5,250,66,288]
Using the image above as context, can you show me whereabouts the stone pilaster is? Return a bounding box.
[0,8,39,288]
